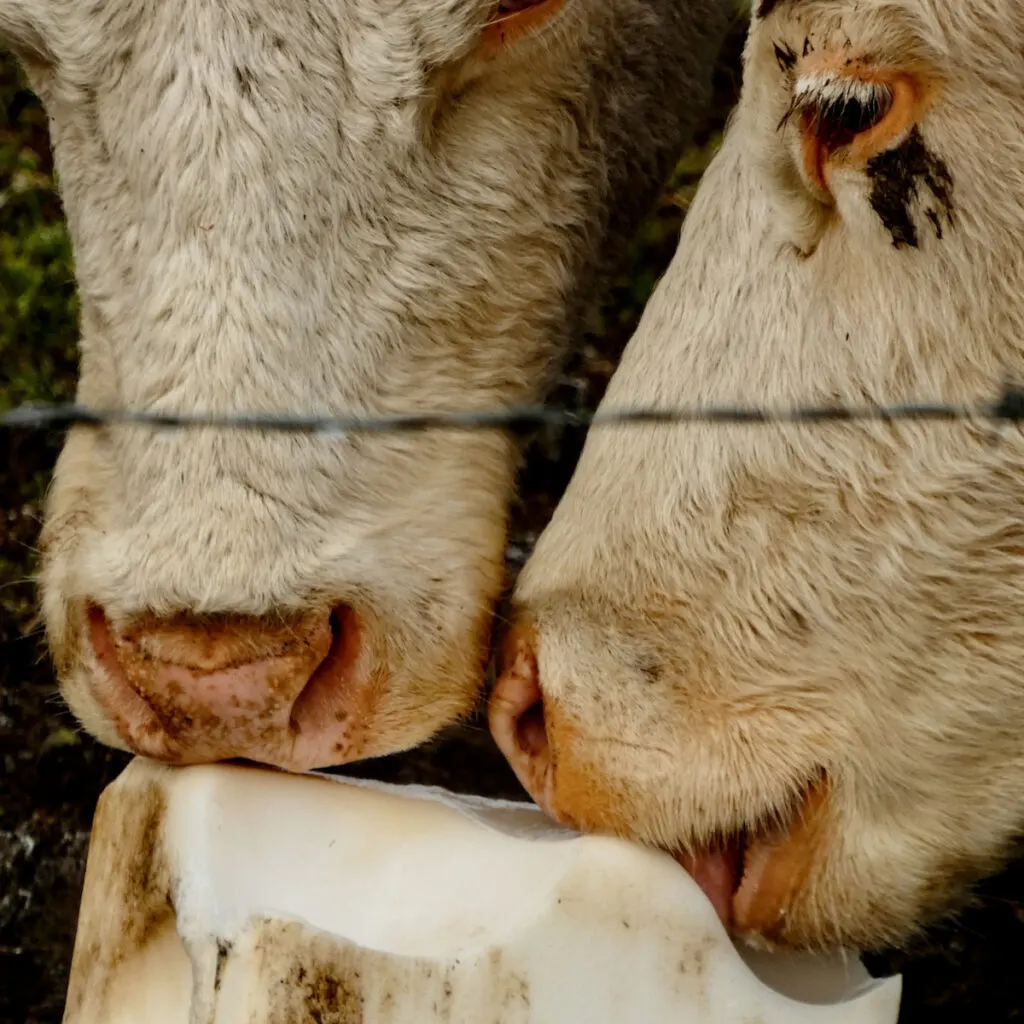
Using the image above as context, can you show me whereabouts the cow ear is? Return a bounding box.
[0,1,56,63]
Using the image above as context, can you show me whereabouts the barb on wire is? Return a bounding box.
[2,384,1024,436]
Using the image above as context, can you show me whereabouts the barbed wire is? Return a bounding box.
[3,384,1024,436]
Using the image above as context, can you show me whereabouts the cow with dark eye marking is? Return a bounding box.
[491,0,1024,953]
[0,0,733,769]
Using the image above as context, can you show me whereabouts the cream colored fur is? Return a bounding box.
[0,1,730,754]
[513,0,1024,950]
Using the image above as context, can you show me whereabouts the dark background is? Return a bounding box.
[2,16,1023,1023]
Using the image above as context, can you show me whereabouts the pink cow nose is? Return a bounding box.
[87,604,371,771]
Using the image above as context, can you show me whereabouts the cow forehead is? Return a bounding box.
[33,0,503,95]
[754,0,1024,53]
[60,0,478,30]
[66,2,461,53]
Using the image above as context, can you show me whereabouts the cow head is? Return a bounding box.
[492,0,1024,951]
[0,0,731,769]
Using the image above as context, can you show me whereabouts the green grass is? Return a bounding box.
[0,52,78,414]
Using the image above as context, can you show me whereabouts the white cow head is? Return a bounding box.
[492,0,1024,952]
[0,0,731,768]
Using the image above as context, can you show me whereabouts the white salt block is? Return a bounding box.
[63,757,902,1023]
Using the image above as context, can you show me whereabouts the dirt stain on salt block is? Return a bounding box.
[63,769,176,1021]
[247,919,533,1023]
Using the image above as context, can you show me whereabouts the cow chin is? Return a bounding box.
[511,710,844,950]
[490,624,1002,955]
[505,717,959,953]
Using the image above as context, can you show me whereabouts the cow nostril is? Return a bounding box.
[329,606,345,643]
[288,603,365,735]
[489,626,554,774]
[489,628,559,816]
[514,696,548,759]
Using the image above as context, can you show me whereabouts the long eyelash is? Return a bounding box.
[779,73,894,144]
[793,73,889,116]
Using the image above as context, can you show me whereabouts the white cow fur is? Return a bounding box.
[0,1,730,754]
[506,0,1024,951]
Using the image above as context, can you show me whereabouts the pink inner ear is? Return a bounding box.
[487,0,562,29]
[480,0,566,56]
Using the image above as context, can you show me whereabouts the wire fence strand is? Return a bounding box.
[3,384,1024,436]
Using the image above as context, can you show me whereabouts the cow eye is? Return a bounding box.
[481,0,566,55]
[791,71,924,193]
[803,84,894,151]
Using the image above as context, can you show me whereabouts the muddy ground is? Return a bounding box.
[3,19,1024,1024]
